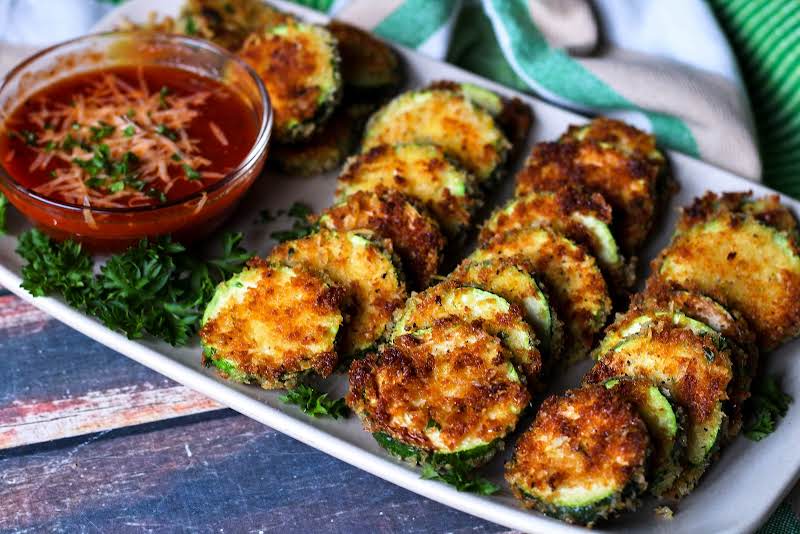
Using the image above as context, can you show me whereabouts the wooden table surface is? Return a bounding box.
[0,289,514,533]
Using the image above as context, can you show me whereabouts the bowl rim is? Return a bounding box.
[0,30,273,215]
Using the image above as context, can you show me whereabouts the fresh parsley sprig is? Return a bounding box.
[17,229,253,346]
[744,375,793,441]
[280,384,349,419]
[269,201,317,242]
[420,463,500,495]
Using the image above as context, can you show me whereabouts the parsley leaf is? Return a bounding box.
[0,191,7,235]
[280,384,349,419]
[744,375,793,441]
[269,201,316,242]
[181,163,201,180]
[17,230,253,346]
[420,464,499,495]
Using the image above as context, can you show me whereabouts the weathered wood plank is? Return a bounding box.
[0,384,222,449]
[0,294,51,336]
[0,413,515,533]
[0,294,222,448]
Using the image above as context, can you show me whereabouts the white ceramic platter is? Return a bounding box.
[1,1,798,532]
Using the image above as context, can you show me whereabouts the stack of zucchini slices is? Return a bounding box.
[342,83,540,479]
[131,0,406,176]
[476,117,671,365]
[200,72,534,421]
[507,191,800,526]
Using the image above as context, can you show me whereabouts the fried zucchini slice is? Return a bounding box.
[654,210,800,350]
[515,141,660,252]
[392,283,543,388]
[561,117,666,171]
[636,282,759,437]
[604,378,687,497]
[200,260,344,389]
[348,320,529,470]
[269,101,375,176]
[471,227,612,363]
[479,189,632,289]
[335,143,478,235]
[424,80,533,153]
[505,385,649,527]
[586,320,734,497]
[362,89,511,183]
[239,21,342,142]
[591,305,751,441]
[270,229,406,356]
[327,21,404,95]
[449,258,563,362]
[318,188,445,289]
[677,190,799,238]
[176,0,290,50]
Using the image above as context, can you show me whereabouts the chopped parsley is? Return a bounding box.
[744,375,793,441]
[158,86,170,109]
[155,124,179,141]
[89,121,115,142]
[123,125,136,137]
[184,14,197,35]
[182,163,201,180]
[11,129,39,146]
[280,384,349,419]
[0,191,7,234]
[269,201,316,242]
[17,230,253,346]
[420,464,499,495]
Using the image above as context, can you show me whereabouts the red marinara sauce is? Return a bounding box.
[0,65,262,250]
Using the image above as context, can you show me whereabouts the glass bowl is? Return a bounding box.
[0,31,272,251]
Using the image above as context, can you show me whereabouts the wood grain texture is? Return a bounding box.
[0,413,515,533]
[0,384,221,449]
[0,292,514,532]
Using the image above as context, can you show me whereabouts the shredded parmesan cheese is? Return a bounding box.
[21,72,215,208]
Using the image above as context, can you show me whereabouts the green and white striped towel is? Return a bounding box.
[296,0,799,203]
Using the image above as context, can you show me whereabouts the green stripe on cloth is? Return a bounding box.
[284,0,337,13]
[712,0,800,198]
[447,4,530,93]
[484,0,699,157]
[373,0,459,49]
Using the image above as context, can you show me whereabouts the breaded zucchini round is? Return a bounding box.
[654,210,800,350]
[515,141,660,252]
[561,117,666,172]
[361,89,511,183]
[479,189,632,289]
[603,378,687,497]
[449,258,563,362]
[677,190,799,238]
[348,320,530,469]
[318,188,445,289]
[327,21,404,95]
[200,260,344,389]
[177,0,290,50]
[335,143,479,235]
[425,80,533,153]
[239,21,342,142]
[636,281,759,437]
[270,229,406,356]
[471,227,612,363]
[269,101,375,176]
[586,320,734,497]
[392,283,543,388]
[505,385,650,527]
